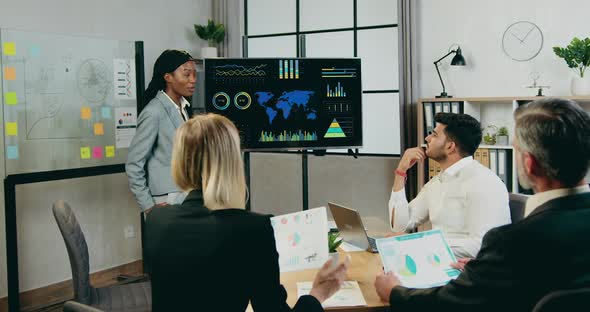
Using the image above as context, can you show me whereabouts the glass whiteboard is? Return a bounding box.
[1,29,138,174]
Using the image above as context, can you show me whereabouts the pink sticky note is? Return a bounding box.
[92,146,103,159]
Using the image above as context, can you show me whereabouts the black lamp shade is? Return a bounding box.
[451,47,466,66]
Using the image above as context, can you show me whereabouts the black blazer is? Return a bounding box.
[389,192,590,312]
[145,190,323,312]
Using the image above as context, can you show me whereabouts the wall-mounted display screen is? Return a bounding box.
[204,58,362,151]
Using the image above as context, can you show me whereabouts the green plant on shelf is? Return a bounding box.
[495,126,509,145]
[194,19,225,47]
[483,125,498,145]
[553,37,590,78]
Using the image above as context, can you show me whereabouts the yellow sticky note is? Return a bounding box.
[4,67,16,80]
[6,122,18,136]
[81,107,91,120]
[5,92,18,105]
[80,147,91,159]
[105,145,115,158]
[94,123,104,135]
[3,42,16,56]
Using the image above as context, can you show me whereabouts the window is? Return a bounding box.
[245,0,400,155]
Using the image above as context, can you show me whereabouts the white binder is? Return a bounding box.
[489,149,498,175]
[424,102,435,135]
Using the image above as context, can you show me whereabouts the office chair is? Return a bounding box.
[63,301,105,312]
[532,288,590,312]
[508,193,527,223]
[52,200,152,312]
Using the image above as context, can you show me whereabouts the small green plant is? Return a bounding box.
[482,125,498,145]
[553,37,590,78]
[497,126,508,136]
[328,232,342,253]
[194,19,225,47]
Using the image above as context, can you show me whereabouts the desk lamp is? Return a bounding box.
[434,46,466,98]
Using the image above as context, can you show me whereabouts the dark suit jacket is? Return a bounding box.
[389,192,590,312]
[146,190,323,312]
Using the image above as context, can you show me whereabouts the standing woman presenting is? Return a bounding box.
[126,49,196,213]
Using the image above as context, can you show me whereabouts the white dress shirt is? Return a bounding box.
[389,156,511,258]
[524,184,590,217]
[161,90,190,121]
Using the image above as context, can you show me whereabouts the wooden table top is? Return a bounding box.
[280,251,389,312]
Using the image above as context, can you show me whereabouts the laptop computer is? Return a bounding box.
[328,202,382,253]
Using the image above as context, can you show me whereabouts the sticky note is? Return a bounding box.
[80,147,91,159]
[92,146,103,159]
[30,46,41,57]
[101,106,112,119]
[5,92,17,105]
[105,145,115,158]
[4,67,16,80]
[94,123,104,135]
[6,122,17,136]
[3,42,16,56]
[81,107,91,120]
[6,145,18,160]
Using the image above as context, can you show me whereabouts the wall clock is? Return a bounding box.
[502,21,543,62]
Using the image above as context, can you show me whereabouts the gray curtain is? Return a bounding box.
[213,0,230,57]
[398,0,419,199]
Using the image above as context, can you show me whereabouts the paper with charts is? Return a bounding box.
[271,207,328,272]
[376,229,461,288]
[297,281,366,308]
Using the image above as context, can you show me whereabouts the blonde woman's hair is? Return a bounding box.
[171,114,246,209]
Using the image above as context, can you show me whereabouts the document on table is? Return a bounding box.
[271,207,329,272]
[297,281,367,308]
[376,229,461,288]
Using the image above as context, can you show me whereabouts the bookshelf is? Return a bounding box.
[416,96,590,194]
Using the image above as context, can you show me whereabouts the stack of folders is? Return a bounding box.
[423,101,464,137]
[428,148,511,190]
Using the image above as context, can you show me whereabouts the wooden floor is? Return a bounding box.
[24,275,149,312]
[0,260,145,312]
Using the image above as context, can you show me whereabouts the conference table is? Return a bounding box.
[280,250,389,312]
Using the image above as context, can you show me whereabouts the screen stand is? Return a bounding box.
[347,148,359,159]
[302,151,309,211]
[244,152,251,211]
[312,149,326,156]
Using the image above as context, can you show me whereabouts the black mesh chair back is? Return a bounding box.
[52,200,152,311]
[52,200,93,304]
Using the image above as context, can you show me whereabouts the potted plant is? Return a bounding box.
[328,231,343,267]
[482,125,497,145]
[553,37,590,95]
[194,19,225,58]
[496,126,509,146]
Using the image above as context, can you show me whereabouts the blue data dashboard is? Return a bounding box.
[204,58,362,151]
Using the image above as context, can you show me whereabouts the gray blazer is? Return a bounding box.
[126,91,185,211]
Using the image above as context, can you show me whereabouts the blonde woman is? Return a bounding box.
[146,114,348,312]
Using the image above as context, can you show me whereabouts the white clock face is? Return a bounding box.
[502,21,543,62]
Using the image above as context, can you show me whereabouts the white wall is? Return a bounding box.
[0,0,211,298]
[416,0,590,98]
